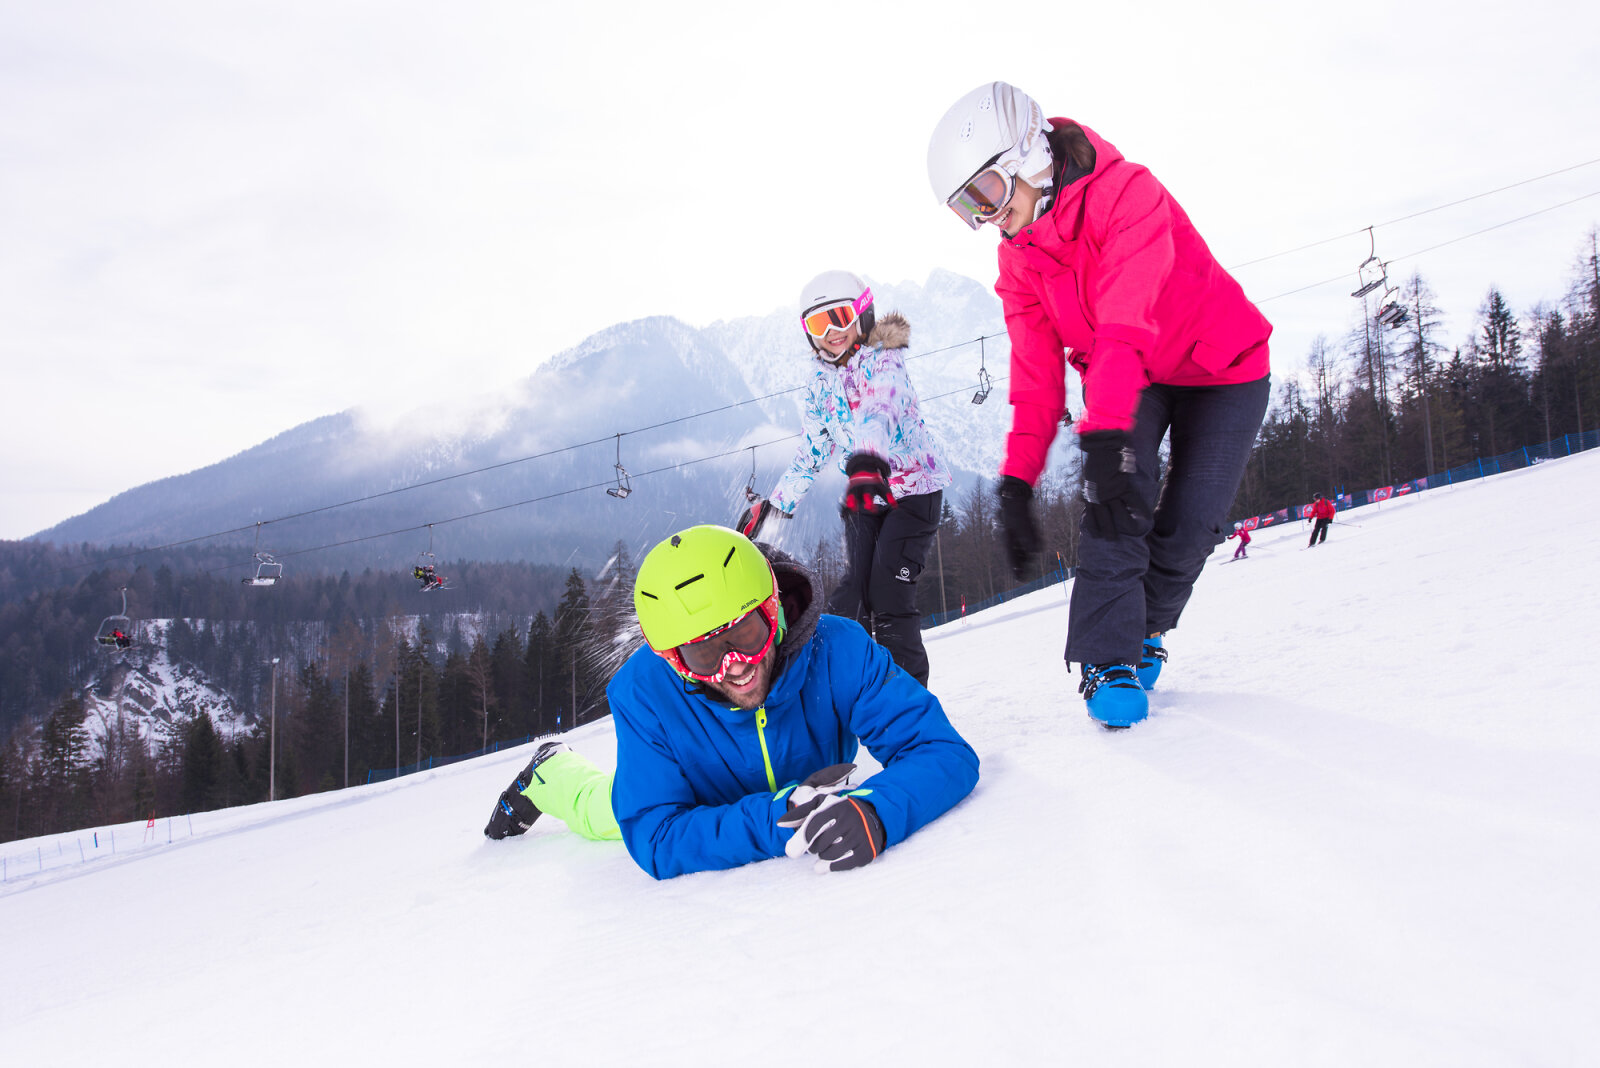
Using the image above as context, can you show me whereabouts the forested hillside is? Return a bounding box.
[1236,247,1600,512]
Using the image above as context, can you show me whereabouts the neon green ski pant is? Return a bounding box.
[518,748,621,841]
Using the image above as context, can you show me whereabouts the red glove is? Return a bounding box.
[841,453,896,516]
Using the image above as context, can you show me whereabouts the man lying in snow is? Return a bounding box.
[483,524,979,879]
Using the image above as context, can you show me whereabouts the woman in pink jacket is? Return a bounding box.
[927,82,1271,728]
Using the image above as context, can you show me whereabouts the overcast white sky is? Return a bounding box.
[3,0,1597,541]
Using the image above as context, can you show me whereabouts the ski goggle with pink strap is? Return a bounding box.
[802,289,873,339]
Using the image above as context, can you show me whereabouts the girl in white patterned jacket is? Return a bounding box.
[738,270,952,686]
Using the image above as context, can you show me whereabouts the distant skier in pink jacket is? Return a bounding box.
[928,82,1272,727]
[1228,524,1252,560]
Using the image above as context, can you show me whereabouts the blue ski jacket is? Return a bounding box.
[608,550,979,880]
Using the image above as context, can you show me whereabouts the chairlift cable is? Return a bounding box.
[39,172,1600,582]
[1253,189,1600,304]
[1228,155,1600,270]
[203,434,806,570]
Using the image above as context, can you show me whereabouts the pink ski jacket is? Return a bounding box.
[995,121,1272,484]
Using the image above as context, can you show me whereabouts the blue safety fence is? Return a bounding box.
[924,428,1600,629]
[367,731,560,784]
[1237,428,1600,530]
[922,564,1072,630]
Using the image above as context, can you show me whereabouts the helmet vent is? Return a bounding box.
[958,119,973,142]
[674,574,704,591]
[722,547,736,567]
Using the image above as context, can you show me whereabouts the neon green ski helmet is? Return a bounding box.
[634,525,778,652]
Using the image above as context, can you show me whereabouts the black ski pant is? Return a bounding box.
[827,490,941,687]
[1067,375,1271,667]
[1308,518,1331,546]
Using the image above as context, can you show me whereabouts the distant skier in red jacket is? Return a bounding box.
[1228,524,1252,560]
[1307,495,1336,547]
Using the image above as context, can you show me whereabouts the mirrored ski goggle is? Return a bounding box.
[947,164,1016,230]
[801,289,872,339]
[668,598,780,682]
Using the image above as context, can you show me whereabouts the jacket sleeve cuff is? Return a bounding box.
[1074,338,1147,433]
[1000,401,1062,485]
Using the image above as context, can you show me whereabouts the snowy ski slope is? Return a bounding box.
[3,451,1598,1066]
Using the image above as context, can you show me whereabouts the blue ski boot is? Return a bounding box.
[1078,664,1149,728]
[1137,634,1167,691]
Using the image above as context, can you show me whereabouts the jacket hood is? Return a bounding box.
[1058,120,1123,177]
[760,542,823,681]
[866,311,910,351]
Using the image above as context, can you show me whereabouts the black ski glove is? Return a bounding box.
[736,498,787,540]
[781,793,886,873]
[996,475,1041,580]
[1079,430,1150,539]
[841,453,896,516]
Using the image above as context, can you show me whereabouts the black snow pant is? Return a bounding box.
[826,490,941,687]
[1066,375,1271,667]
[1308,518,1331,546]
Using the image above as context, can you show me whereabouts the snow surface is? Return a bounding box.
[4,453,1598,1066]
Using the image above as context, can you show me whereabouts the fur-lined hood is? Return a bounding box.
[866,310,910,351]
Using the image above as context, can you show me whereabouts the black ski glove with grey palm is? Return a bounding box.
[781,793,886,873]
[779,763,857,823]
[996,475,1041,580]
[1079,430,1149,539]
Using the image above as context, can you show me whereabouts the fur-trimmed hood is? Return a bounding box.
[866,310,910,351]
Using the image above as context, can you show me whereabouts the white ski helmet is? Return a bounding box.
[798,270,874,358]
[927,82,1055,218]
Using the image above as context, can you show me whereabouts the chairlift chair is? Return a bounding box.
[1376,286,1409,328]
[972,366,993,405]
[413,555,450,592]
[94,588,135,649]
[242,523,281,586]
[972,337,993,404]
[1351,228,1387,298]
[243,552,283,587]
[743,446,761,503]
[607,434,632,499]
[1351,255,1387,298]
[413,526,451,591]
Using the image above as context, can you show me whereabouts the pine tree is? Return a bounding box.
[489,628,525,740]
[465,637,497,752]
[554,569,596,728]
[523,612,560,736]
[37,694,91,832]
[1393,273,1449,477]
[179,711,226,813]
[1473,287,1533,455]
